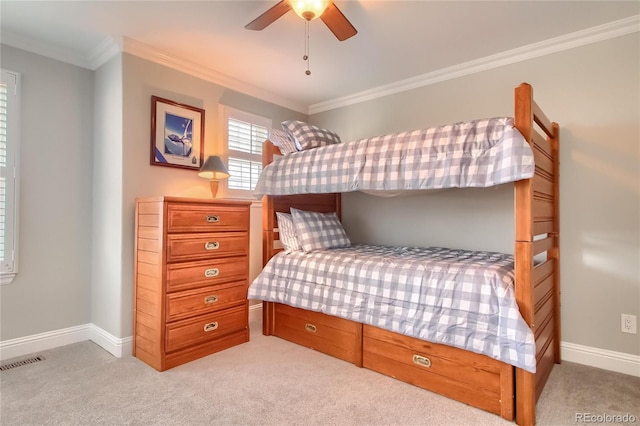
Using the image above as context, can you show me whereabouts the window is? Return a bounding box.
[0,69,20,284]
[222,106,270,198]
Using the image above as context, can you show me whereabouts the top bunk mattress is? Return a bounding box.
[254,117,534,197]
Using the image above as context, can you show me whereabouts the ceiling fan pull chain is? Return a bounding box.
[303,20,311,76]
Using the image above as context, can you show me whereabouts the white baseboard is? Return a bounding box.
[561,341,640,377]
[89,324,133,358]
[0,324,92,361]
[0,323,131,361]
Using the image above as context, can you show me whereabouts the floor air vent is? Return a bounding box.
[0,355,45,371]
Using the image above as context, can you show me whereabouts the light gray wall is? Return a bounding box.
[311,34,640,356]
[91,54,124,337]
[0,44,93,340]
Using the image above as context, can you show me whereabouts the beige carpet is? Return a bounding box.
[1,314,639,425]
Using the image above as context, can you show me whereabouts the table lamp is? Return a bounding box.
[198,155,230,198]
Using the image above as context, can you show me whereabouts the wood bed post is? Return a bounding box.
[514,82,536,426]
[262,141,280,336]
[551,121,561,366]
[514,83,561,426]
[262,189,276,336]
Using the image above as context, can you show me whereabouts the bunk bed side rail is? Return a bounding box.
[513,83,561,426]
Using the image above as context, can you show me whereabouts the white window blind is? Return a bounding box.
[1,69,20,284]
[223,107,271,197]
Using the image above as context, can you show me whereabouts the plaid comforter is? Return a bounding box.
[248,244,536,372]
[254,117,533,196]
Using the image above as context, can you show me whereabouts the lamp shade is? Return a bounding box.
[198,156,230,180]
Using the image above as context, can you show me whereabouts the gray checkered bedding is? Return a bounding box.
[254,117,533,196]
[248,244,537,372]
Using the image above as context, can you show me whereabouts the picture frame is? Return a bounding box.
[150,96,205,170]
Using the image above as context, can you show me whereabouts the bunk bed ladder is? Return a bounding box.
[514,83,561,426]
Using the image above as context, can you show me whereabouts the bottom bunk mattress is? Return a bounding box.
[248,244,536,373]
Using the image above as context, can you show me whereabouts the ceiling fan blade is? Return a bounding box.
[245,1,291,31]
[320,3,357,41]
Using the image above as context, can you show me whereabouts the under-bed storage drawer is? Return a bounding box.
[271,304,363,366]
[362,325,514,420]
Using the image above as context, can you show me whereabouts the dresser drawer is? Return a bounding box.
[167,204,249,233]
[165,305,247,353]
[166,232,247,263]
[166,281,247,322]
[166,256,248,292]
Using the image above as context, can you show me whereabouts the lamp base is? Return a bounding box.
[209,180,219,198]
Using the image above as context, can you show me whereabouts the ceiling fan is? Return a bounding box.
[245,0,357,41]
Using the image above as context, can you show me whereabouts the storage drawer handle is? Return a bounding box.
[206,215,220,223]
[412,354,431,368]
[204,322,219,332]
[204,295,218,304]
[205,241,220,250]
[204,268,220,278]
[305,323,317,333]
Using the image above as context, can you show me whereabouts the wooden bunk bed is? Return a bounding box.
[256,83,560,426]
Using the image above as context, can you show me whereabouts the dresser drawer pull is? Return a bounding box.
[205,241,220,250]
[206,215,220,223]
[412,354,431,368]
[204,268,220,278]
[203,322,219,332]
[305,323,317,333]
[204,295,219,304]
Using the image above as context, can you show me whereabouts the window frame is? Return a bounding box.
[221,106,271,200]
[1,69,21,285]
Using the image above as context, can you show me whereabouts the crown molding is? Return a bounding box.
[0,30,307,114]
[120,37,308,114]
[87,36,122,70]
[0,29,93,69]
[308,14,640,114]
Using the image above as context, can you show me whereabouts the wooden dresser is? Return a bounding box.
[133,196,251,371]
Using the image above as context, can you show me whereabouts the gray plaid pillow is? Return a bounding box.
[275,212,302,253]
[282,120,341,151]
[268,128,298,155]
[290,208,351,253]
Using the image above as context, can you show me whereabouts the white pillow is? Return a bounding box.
[290,208,351,253]
[275,212,302,253]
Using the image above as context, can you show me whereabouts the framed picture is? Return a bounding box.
[150,96,205,170]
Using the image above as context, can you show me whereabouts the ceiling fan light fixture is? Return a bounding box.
[289,0,332,21]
